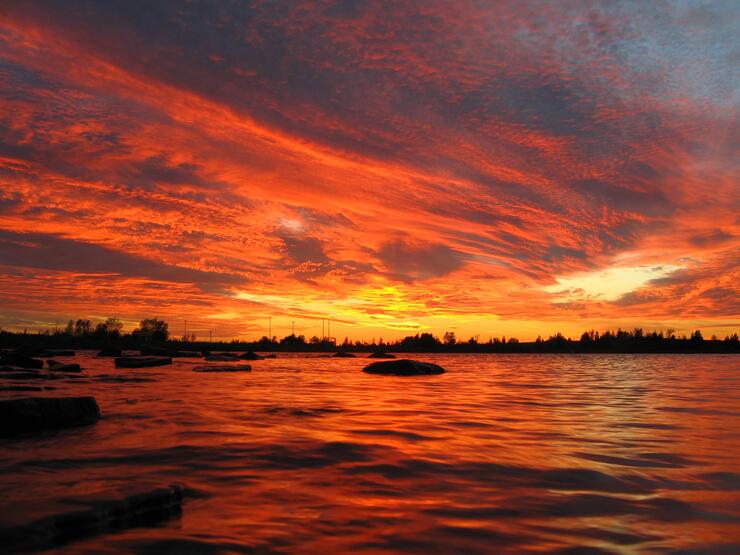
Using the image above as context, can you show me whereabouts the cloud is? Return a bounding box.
[0,1,737,338]
[278,233,330,265]
[0,230,244,290]
[376,241,466,282]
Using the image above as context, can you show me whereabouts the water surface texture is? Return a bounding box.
[1,353,739,554]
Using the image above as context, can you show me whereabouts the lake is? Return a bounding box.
[1,353,739,554]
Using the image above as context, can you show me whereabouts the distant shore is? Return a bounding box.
[2,330,739,355]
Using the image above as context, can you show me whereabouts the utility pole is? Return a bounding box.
[268,317,272,341]
[322,318,325,340]
[184,319,187,339]
[328,319,331,340]
[292,320,295,336]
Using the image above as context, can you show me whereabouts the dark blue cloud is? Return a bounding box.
[0,230,244,289]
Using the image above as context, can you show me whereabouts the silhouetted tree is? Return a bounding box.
[95,317,123,339]
[132,318,169,342]
[280,333,306,346]
[74,319,92,336]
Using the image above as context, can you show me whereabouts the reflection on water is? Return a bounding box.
[1,353,739,553]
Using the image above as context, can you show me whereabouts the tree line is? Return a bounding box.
[1,318,739,353]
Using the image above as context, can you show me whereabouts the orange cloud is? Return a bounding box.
[0,2,737,340]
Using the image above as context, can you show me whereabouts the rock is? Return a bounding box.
[368,351,395,358]
[41,349,76,357]
[0,396,100,437]
[332,352,356,358]
[363,359,445,376]
[204,354,239,361]
[193,364,252,372]
[12,345,43,357]
[0,353,44,369]
[172,350,202,358]
[238,351,264,360]
[46,360,82,372]
[97,347,122,357]
[114,356,172,368]
[139,346,171,356]
[0,484,184,552]
[0,365,21,371]
[4,373,66,381]
[201,350,212,357]
[0,385,45,392]
[140,346,201,357]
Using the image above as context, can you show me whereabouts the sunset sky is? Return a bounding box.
[0,1,738,341]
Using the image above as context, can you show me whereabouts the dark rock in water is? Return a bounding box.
[0,484,184,552]
[0,365,21,372]
[193,364,252,372]
[0,385,45,392]
[368,351,395,358]
[1,371,57,380]
[139,346,171,356]
[333,352,356,358]
[12,345,43,357]
[239,351,264,360]
[97,347,122,357]
[0,353,43,369]
[0,396,100,437]
[172,350,202,358]
[40,349,76,357]
[46,360,82,372]
[140,346,201,357]
[363,359,445,376]
[114,356,172,368]
[201,350,212,357]
[204,354,239,361]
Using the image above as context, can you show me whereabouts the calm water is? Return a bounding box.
[1,353,739,554]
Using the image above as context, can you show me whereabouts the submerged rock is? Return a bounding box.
[139,346,170,356]
[97,347,122,357]
[204,354,239,362]
[0,369,49,380]
[0,396,100,437]
[40,349,76,357]
[363,359,445,376]
[10,346,43,357]
[332,352,356,358]
[368,351,395,358]
[0,484,184,552]
[0,365,21,372]
[172,350,202,358]
[193,364,252,372]
[238,351,264,360]
[46,360,82,372]
[0,353,44,369]
[140,346,201,357]
[114,356,172,368]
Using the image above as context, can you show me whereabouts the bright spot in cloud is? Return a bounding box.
[279,218,304,233]
[206,311,245,320]
[545,265,685,301]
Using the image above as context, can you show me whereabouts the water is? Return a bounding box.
[1,353,739,554]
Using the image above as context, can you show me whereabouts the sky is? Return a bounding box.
[0,0,738,341]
